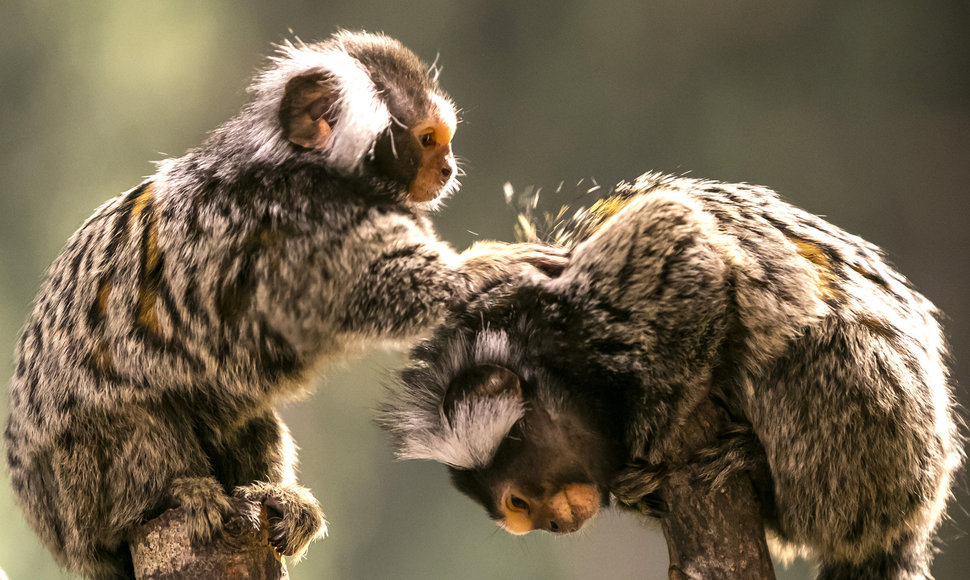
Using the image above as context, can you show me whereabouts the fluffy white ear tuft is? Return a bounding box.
[381,330,533,469]
[311,47,391,173]
[251,39,392,174]
[397,395,525,469]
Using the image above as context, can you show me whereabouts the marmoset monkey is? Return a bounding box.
[382,173,962,579]
[4,31,562,579]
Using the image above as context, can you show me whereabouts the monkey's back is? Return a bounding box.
[6,179,279,445]
[624,173,960,563]
[2,175,352,567]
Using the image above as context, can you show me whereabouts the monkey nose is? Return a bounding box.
[545,516,581,534]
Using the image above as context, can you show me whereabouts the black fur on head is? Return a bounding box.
[379,285,633,474]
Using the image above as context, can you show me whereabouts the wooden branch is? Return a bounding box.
[658,398,775,580]
[129,507,287,579]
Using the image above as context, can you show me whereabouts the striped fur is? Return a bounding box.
[384,172,962,578]
[3,31,547,579]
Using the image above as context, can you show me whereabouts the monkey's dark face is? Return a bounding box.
[275,33,458,204]
[445,365,621,535]
[370,92,457,204]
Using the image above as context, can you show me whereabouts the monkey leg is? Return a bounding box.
[233,481,325,557]
[38,407,211,579]
[168,476,236,546]
[816,532,932,580]
[12,445,136,580]
[215,411,326,557]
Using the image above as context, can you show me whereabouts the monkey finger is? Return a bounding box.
[525,254,570,277]
[510,244,571,277]
[263,495,285,522]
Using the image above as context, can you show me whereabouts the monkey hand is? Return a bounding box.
[610,462,667,518]
[459,241,569,290]
[233,482,327,558]
[688,422,767,491]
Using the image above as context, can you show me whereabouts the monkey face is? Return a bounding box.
[445,365,617,535]
[370,99,457,204]
[404,104,457,203]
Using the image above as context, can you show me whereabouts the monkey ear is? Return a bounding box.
[279,74,337,149]
[443,364,523,420]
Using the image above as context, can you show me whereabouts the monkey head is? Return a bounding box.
[381,324,627,536]
[206,30,459,205]
[445,364,617,534]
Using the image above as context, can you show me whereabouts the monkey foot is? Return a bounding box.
[233,482,327,558]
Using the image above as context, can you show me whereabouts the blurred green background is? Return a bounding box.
[1,1,967,578]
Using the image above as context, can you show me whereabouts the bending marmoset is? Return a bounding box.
[4,31,562,580]
[382,172,962,579]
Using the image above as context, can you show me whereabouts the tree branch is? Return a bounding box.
[129,507,288,579]
[615,397,775,579]
[658,397,775,579]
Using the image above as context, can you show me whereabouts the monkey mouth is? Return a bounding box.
[408,174,457,203]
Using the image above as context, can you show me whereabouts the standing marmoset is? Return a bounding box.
[4,31,562,579]
[381,172,962,579]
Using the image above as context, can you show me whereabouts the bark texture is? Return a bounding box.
[130,507,287,579]
[659,398,775,580]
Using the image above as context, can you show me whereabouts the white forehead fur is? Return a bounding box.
[430,92,457,131]
[250,37,392,174]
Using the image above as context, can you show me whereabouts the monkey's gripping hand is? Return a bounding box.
[233,482,326,558]
[609,423,767,518]
[459,241,569,289]
[611,463,667,518]
[169,477,325,558]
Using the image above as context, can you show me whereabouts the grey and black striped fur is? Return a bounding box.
[4,31,560,579]
[383,173,962,578]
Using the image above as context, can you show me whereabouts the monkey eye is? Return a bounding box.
[508,495,529,511]
[419,131,436,148]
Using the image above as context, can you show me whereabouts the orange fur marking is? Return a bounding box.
[96,279,112,317]
[787,235,838,299]
[145,223,159,271]
[135,186,163,337]
[130,185,154,221]
[91,341,114,373]
[138,290,160,336]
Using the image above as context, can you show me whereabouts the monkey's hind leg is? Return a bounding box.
[233,481,325,558]
[218,412,326,558]
[168,476,237,546]
[816,533,932,580]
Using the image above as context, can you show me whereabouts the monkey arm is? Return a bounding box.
[334,211,464,341]
[330,209,566,345]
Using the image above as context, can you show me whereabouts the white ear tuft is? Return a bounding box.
[313,48,391,173]
[397,395,524,469]
[382,330,536,469]
[249,39,392,174]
